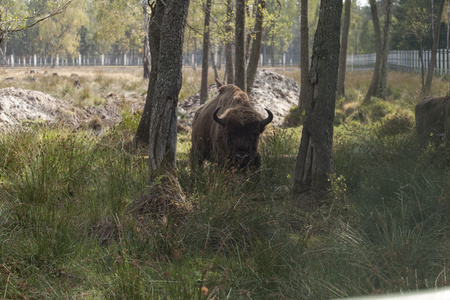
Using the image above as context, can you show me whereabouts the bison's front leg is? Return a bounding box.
[190,147,205,171]
[249,153,261,171]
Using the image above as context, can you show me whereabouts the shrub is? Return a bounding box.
[377,109,415,136]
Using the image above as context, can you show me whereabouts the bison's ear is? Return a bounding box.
[260,108,273,128]
[213,107,226,126]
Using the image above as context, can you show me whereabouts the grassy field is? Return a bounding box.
[0,66,450,299]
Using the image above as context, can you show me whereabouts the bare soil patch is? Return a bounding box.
[0,69,300,131]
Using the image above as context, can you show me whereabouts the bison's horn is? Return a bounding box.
[213,107,226,126]
[260,109,273,127]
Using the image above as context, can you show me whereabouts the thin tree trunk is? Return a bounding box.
[293,0,342,201]
[200,0,213,104]
[423,0,445,95]
[210,41,219,80]
[364,0,383,103]
[299,0,309,111]
[337,0,351,98]
[447,0,449,50]
[246,0,265,95]
[142,0,150,79]
[419,48,425,89]
[134,0,164,147]
[225,0,234,84]
[235,0,247,92]
[377,0,393,99]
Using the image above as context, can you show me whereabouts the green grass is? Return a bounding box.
[0,67,449,298]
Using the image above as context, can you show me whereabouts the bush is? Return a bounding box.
[377,109,415,136]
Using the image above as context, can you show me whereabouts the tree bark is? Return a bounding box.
[423,0,445,95]
[235,0,246,92]
[363,0,383,103]
[225,0,234,84]
[336,0,351,98]
[299,0,309,111]
[293,0,342,201]
[142,0,151,79]
[200,0,213,104]
[246,0,265,95]
[148,0,189,182]
[134,0,164,147]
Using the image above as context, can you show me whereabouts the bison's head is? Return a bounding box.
[213,107,273,169]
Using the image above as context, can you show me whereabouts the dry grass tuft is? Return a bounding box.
[131,175,192,223]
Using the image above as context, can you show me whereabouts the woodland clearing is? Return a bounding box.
[0,66,449,299]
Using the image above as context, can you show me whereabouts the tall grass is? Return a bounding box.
[0,68,449,298]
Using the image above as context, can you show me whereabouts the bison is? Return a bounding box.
[191,83,273,170]
[415,96,450,145]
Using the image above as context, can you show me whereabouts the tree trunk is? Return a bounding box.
[246,0,265,95]
[377,0,393,99]
[142,0,150,79]
[132,0,191,218]
[134,0,164,147]
[225,0,234,84]
[336,0,351,98]
[299,0,309,111]
[423,0,445,95]
[293,0,342,201]
[148,0,189,182]
[200,0,213,104]
[235,0,247,92]
[447,0,449,50]
[363,0,383,103]
[210,41,219,80]
[419,47,425,90]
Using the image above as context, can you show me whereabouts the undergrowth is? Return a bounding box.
[0,69,449,299]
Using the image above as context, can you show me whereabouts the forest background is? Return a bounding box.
[1,0,449,68]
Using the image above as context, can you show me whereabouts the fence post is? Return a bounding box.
[10,55,14,68]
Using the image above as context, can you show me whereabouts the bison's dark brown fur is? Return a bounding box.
[415,96,450,144]
[191,84,273,170]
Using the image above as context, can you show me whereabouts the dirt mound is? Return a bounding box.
[178,69,300,127]
[0,87,79,128]
[0,70,299,131]
[0,87,122,131]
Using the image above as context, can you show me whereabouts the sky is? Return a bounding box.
[357,0,369,6]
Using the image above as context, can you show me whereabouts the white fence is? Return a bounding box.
[4,49,450,75]
[4,54,144,68]
[347,49,450,75]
